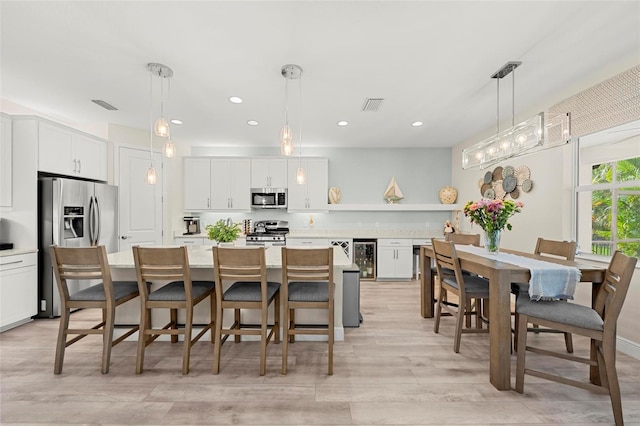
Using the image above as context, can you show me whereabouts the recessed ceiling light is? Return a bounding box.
[170,119,183,125]
[229,96,243,104]
[411,121,423,127]
[247,120,258,126]
[337,121,349,126]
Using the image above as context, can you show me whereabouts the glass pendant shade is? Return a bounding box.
[296,166,306,185]
[154,117,169,137]
[163,139,176,158]
[145,165,157,185]
[280,125,294,155]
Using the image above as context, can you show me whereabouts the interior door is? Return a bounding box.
[118,146,163,251]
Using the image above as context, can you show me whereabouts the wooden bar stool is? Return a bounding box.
[50,245,140,374]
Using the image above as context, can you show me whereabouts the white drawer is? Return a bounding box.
[377,238,412,247]
[412,238,433,246]
[0,252,37,271]
[286,238,330,247]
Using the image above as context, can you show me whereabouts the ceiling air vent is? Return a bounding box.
[362,98,384,112]
[91,99,118,111]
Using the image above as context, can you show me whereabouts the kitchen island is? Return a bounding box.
[107,245,353,341]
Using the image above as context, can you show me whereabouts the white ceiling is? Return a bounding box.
[1,1,639,150]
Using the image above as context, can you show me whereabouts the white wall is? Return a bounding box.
[451,62,640,353]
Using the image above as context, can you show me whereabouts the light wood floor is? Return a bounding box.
[2,280,640,425]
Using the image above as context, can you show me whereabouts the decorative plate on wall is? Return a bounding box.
[492,166,503,182]
[502,165,515,178]
[515,165,531,184]
[484,171,493,184]
[503,175,517,193]
[521,179,533,192]
[493,180,506,199]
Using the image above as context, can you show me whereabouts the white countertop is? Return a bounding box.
[108,245,352,268]
[0,248,38,257]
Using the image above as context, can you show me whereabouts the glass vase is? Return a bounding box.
[484,229,501,255]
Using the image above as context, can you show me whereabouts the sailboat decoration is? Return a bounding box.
[383,176,404,204]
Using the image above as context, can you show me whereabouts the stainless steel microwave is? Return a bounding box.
[250,188,287,209]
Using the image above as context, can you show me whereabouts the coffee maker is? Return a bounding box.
[183,216,201,235]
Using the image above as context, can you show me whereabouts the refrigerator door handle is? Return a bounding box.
[94,196,101,245]
[88,196,95,245]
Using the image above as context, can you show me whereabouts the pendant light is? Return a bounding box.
[295,65,306,184]
[162,74,176,158]
[281,65,302,156]
[145,66,157,185]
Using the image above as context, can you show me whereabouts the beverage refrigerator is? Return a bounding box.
[353,239,376,280]
[37,176,118,318]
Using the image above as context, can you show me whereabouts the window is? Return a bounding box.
[575,122,640,259]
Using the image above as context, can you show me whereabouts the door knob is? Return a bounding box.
[121,235,132,240]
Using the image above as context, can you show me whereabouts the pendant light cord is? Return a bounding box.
[149,71,154,165]
[284,76,289,127]
[512,68,516,127]
[298,73,303,166]
[496,77,500,134]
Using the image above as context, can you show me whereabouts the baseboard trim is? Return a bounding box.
[617,336,640,360]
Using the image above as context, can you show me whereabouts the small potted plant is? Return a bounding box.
[205,219,242,246]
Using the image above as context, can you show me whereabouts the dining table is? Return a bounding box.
[418,244,607,391]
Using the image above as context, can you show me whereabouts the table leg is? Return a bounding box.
[420,247,434,318]
[488,268,512,390]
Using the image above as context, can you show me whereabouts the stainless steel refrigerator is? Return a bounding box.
[37,177,118,318]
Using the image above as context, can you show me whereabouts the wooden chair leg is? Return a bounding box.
[602,339,624,425]
[213,305,223,374]
[54,308,70,374]
[328,301,334,376]
[259,307,268,376]
[433,287,444,333]
[515,314,528,393]
[289,309,296,343]
[453,298,465,353]
[274,294,280,344]
[564,332,574,353]
[282,302,290,375]
[101,306,116,374]
[210,292,216,344]
[136,305,148,374]
[170,308,178,343]
[234,309,241,343]
[182,307,193,375]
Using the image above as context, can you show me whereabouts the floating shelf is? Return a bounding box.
[327,204,462,212]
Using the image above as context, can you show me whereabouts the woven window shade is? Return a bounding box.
[549,65,639,138]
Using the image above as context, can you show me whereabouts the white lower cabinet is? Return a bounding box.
[376,239,413,280]
[0,252,37,332]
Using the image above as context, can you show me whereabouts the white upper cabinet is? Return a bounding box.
[183,157,212,210]
[251,158,287,188]
[183,157,251,211]
[287,157,328,211]
[0,115,12,206]
[38,121,107,181]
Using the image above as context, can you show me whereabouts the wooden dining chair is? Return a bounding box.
[132,245,215,375]
[50,245,140,374]
[431,238,490,353]
[281,247,334,375]
[431,233,480,325]
[212,246,280,376]
[515,251,637,426]
[512,237,577,352]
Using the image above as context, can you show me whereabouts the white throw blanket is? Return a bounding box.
[454,245,581,301]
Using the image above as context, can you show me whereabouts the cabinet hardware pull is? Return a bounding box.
[77,159,81,173]
[1,260,23,266]
[73,159,77,173]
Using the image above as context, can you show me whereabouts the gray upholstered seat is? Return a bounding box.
[516,297,603,331]
[441,275,490,296]
[224,281,280,302]
[288,281,329,302]
[147,280,215,301]
[69,281,139,301]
